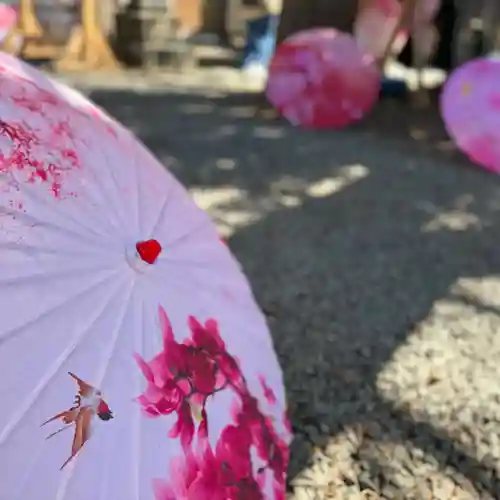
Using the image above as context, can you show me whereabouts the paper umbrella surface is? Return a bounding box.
[0,53,291,500]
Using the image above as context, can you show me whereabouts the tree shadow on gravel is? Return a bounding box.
[87,86,500,498]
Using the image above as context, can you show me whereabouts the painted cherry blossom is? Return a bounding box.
[134,306,291,499]
[0,53,121,203]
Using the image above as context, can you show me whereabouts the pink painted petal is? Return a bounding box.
[153,479,177,500]
[143,383,164,403]
[133,352,155,382]
[136,395,163,417]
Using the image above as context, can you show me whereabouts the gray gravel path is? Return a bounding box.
[63,74,500,499]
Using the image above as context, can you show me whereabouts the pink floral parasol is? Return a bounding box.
[0,1,20,47]
[0,2,16,33]
[440,56,500,173]
[0,53,291,499]
[266,28,380,129]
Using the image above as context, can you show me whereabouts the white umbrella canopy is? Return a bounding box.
[0,54,291,499]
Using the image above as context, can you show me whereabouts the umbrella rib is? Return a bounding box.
[10,439,46,497]
[0,267,120,348]
[79,121,146,236]
[160,253,236,271]
[153,270,274,357]
[90,136,131,233]
[56,281,135,499]
[44,99,124,238]
[156,217,213,253]
[63,151,124,239]
[11,172,114,244]
[147,181,175,240]
[0,205,113,254]
[131,295,145,500]
[0,262,119,288]
[0,239,117,260]
[72,120,136,237]
[0,269,125,446]
[94,282,135,388]
[130,144,142,236]
[156,256,246,291]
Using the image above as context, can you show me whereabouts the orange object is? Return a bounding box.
[175,0,203,36]
[2,0,120,71]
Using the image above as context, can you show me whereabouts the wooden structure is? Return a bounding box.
[202,0,227,38]
[2,0,120,71]
[115,0,181,67]
[114,0,226,69]
[57,0,120,70]
[176,0,203,35]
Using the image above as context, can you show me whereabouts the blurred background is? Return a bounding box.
[0,0,477,73]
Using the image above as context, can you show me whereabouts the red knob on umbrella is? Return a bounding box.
[136,239,162,264]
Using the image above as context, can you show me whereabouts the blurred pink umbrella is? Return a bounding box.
[0,53,291,499]
[0,1,20,47]
[0,2,16,34]
[266,28,380,128]
[440,56,500,173]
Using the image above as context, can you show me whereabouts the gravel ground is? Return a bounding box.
[59,72,500,500]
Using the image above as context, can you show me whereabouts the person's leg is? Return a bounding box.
[481,0,500,55]
[452,0,482,67]
[241,14,277,77]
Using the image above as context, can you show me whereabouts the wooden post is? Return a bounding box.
[54,0,121,71]
[176,0,203,36]
[18,0,43,37]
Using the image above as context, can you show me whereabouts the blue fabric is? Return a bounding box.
[241,15,279,68]
[380,77,408,97]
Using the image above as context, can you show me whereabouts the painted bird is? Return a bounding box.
[41,371,113,470]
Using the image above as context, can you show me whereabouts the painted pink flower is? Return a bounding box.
[169,401,196,451]
[134,307,247,449]
[135,374,183,417]
[154,414,264,500]
[259,375,277,405]
[234,392,289,495]
[0,73,91,200]
[135,306,290,498]
[134,313,195,449]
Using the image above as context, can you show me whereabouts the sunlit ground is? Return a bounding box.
[191,163,369,237]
